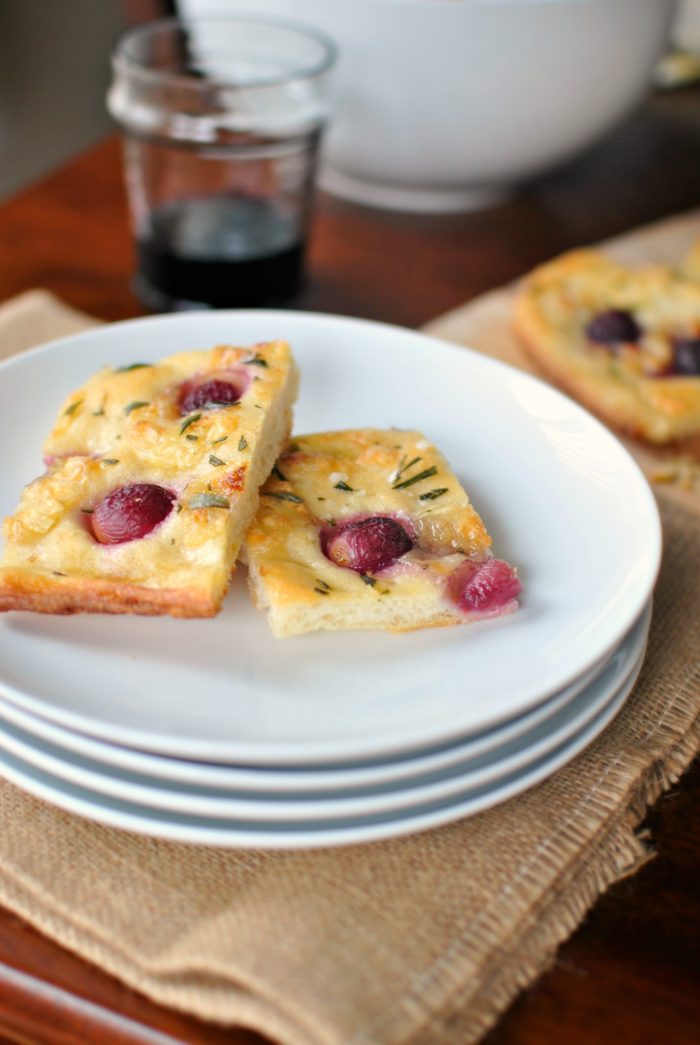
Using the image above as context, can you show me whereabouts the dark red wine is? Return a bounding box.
[135,194,305,311]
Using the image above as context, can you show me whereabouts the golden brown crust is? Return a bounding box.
[0,568,217,617]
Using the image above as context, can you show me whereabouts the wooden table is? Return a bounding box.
[0,89,699,1045]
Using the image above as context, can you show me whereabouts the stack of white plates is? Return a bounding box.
[0,313,661,848]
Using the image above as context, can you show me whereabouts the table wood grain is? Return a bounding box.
[0,88,699,1044]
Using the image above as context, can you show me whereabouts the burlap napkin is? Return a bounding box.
[0,210,699,1045]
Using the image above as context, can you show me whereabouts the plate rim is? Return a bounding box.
[0,610,649,820]
[0,600,650,794]
[0,667,636,849]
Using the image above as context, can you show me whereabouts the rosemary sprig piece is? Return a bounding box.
[209,454,226,467]
[189,493,230,509]
[393,455,421,482]
[246,353,268,368]
[114,362,151,372]
[202,399,240,409]
[124,400,149,415]
[179,413,201,434]
[263,491,304,504]
[419,487,449,501]
[393,465,437,490]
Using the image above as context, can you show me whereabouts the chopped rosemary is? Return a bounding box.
[359,573,377,587]
[246,353,268,367]
[238,436,248,451]
[317,496,326,502]
[92,407,105,417]
[315,578,332,591]
[314,587,330,596]
[185,434,198,441]
[176,503,183,513]
[209,454,226,467]
[263,491,304,504]
[334,480,354,492]
[114,362,151,372]
[326,518,336,526]
[211,435,228,446]
[272,464,287,481]
[64,399,83,416]
[179,412,201,434]
[393,465,437,490]
[419,487,449,501]
[201,399,240,410]
[189,493,230,509]
[80,507,94,514]
[124,400,149,415]
[101,458,119,465]
[52,571,66,577]
[393,455,421,482]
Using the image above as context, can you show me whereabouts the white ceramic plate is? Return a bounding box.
[0,609,634,793]
[0,667,637,849]
[0,603,650,812]
[0,311,661,764]
[0,610,648,820]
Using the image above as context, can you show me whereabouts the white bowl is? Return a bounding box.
[180,0,676,212]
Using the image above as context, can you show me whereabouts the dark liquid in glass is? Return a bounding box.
[135,194,305,311]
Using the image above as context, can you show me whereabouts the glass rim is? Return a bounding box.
[112,14,337,92]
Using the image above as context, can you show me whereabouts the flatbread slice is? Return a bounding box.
[513,248,700,446]
[0,341,298,617]
[244,429,521,637]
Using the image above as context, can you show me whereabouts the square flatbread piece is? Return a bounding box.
[0,341,298,617]
[244,429,521,637]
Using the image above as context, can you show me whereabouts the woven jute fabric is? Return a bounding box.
[0,208,698,1045]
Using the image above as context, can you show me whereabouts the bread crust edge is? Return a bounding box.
[0,569,218,618]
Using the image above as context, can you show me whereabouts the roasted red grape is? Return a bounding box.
[180,379,243,414]
[324,516,413,574]
[585,309,641,347]
[448,558,522,614]
[91,483,175,544]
